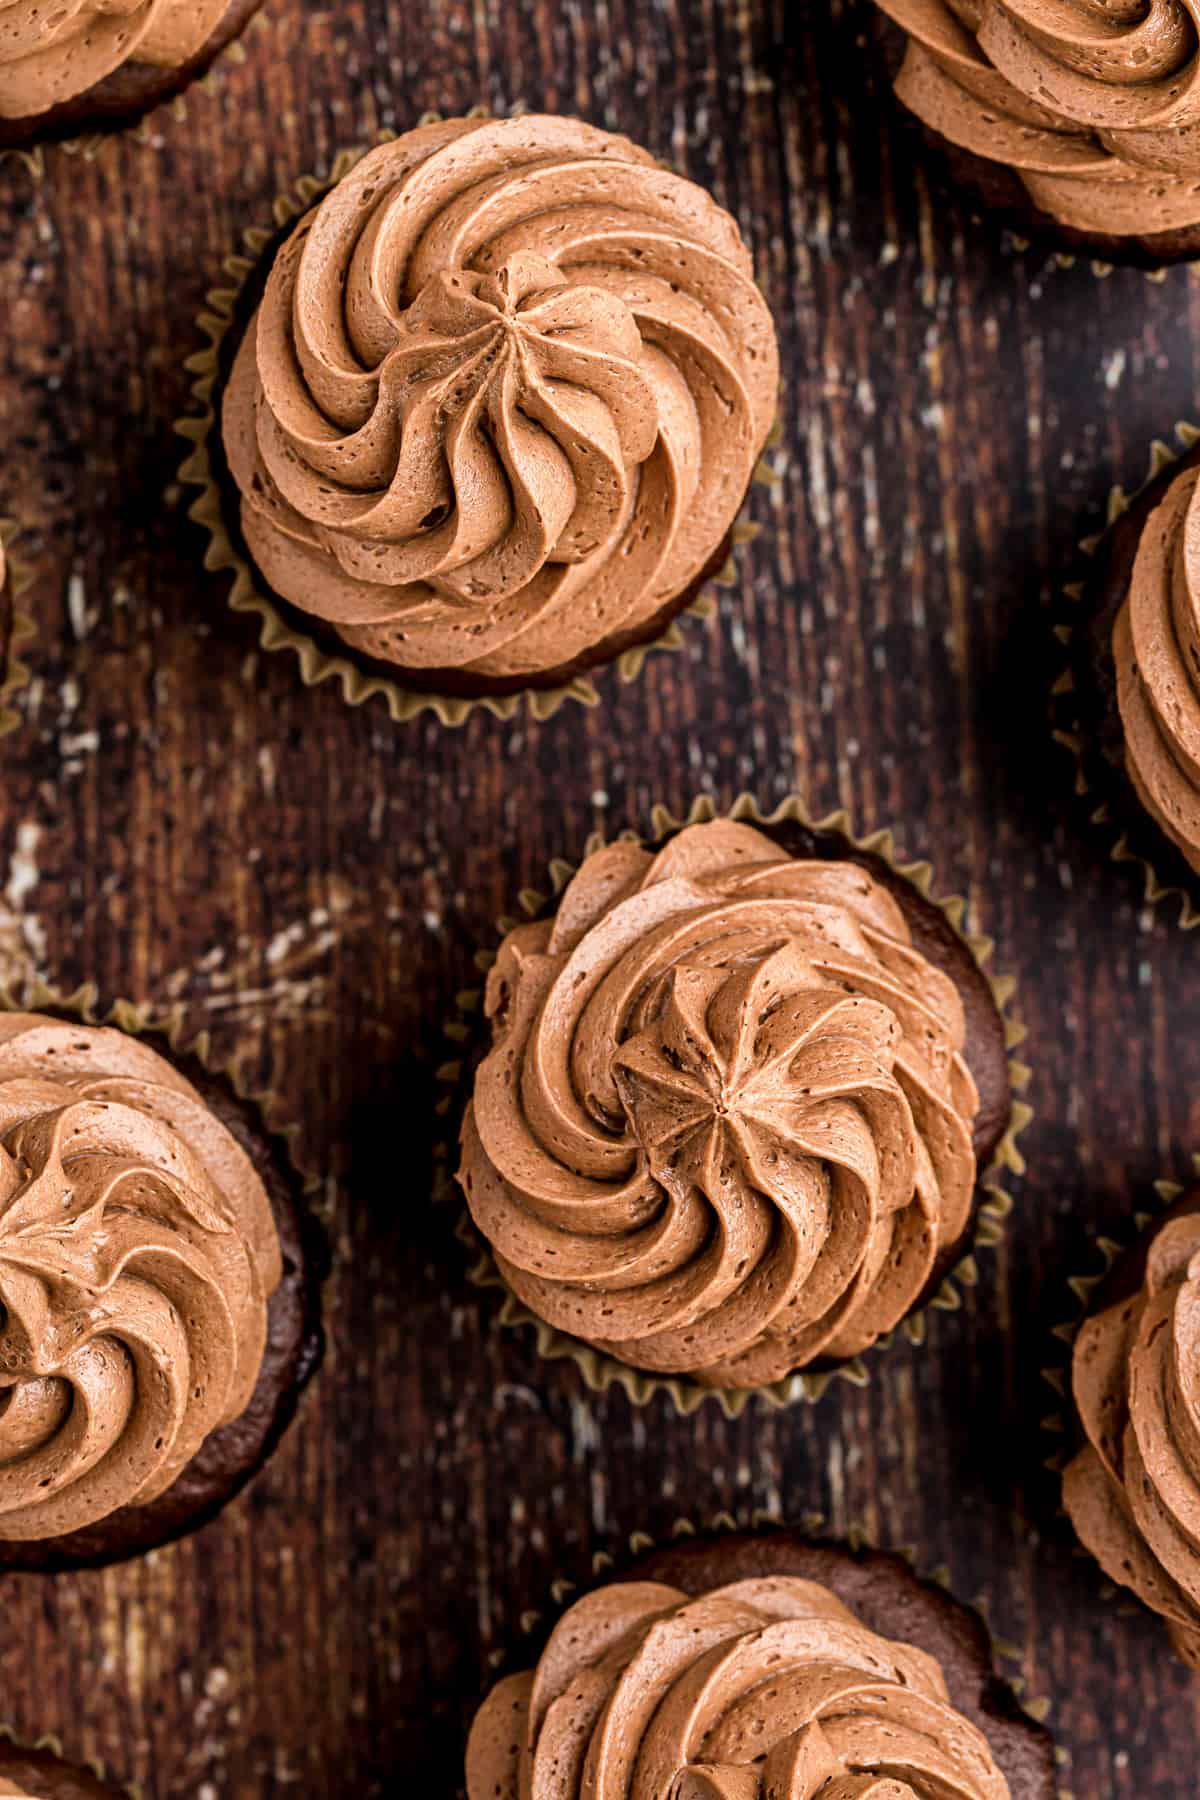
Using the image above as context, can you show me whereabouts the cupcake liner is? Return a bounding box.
[1051,421,1200,930]
[0,520,35,738]
[436,788,1032,1418]
[175,125,779,728]
[474,1513,1058,1787]
[0,1726,137,1800]
[0,3,268,176]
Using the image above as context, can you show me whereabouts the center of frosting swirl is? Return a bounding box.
[0,1014,281,1540]
[465,1575,1012,1799]
[458,820,981,1388]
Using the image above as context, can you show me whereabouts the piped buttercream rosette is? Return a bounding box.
[1063,1200,1200,1669]
[218,113,778,695]
[0,0,235,119]
[466,1571,1013,1799]
[0,1013,282,1541]
[874,0,1200,240]
[457,817,1003,1393]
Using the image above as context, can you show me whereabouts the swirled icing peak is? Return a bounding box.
[466,1574,1012,1799]
[0,0,234,119]
[0,1014,282,1540]
[1064,1206,1200,1668]
[457,820,981,1386]
[873,1,1200,236]
[222,115,779,685]
[1112,461,1200,873]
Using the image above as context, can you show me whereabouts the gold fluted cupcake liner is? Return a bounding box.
[0,1725,138,1800]
[175,123,779,728]
[0,520,35,738]
[476,1512,1060,1785]
[0,6,268,176]
[436,788,1032,1418]
[1005,238,1194,286]
[1051,420,1200,930]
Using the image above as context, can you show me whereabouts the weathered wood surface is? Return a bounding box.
[1,0,1198,1793]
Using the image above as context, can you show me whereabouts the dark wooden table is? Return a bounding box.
[1,1,1197,1794]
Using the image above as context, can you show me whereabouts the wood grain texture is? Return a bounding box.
[0,0,1198,1794]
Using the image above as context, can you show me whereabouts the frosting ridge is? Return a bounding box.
[465,1574,1012,1799]
[0,1014,281,1540]
[873,0,1200,236]
[1064,1205,1200,1668]
[223,115,778,684]
[457,820,981,1386]
[0,0,233,119]
[1111,461,1200,874]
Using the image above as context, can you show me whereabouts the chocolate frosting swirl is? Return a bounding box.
[874,1,1200,236]
[466,1575,1012,1799]
[0,1015,282,1540]
[1064,1207,1200,1668]
[0,0,233,119]
[222,115,778,684]
[1112,462,1200,874]
[457,821,980,1386]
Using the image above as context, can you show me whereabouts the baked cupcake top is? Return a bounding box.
[222,114,778,689]
[0,0,235,119]
[466,1573,1012,1798]
[874,0,1200,237]
[1064,1202,1200,1668]
[1111,460,1200,874]
[0,1014,282,1541]
[458,819,981,1387]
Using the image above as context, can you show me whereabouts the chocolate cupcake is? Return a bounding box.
[0,1009,325,1571]
[0,0,266,158]
[182,115,779,724]
[1062,1189,1200,1670]
[466,1527,1057,1798]
[0,1735,126,1800]
[455,800,1025,1409]
[1056,429,1200,926]
[870,1,1200,268]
